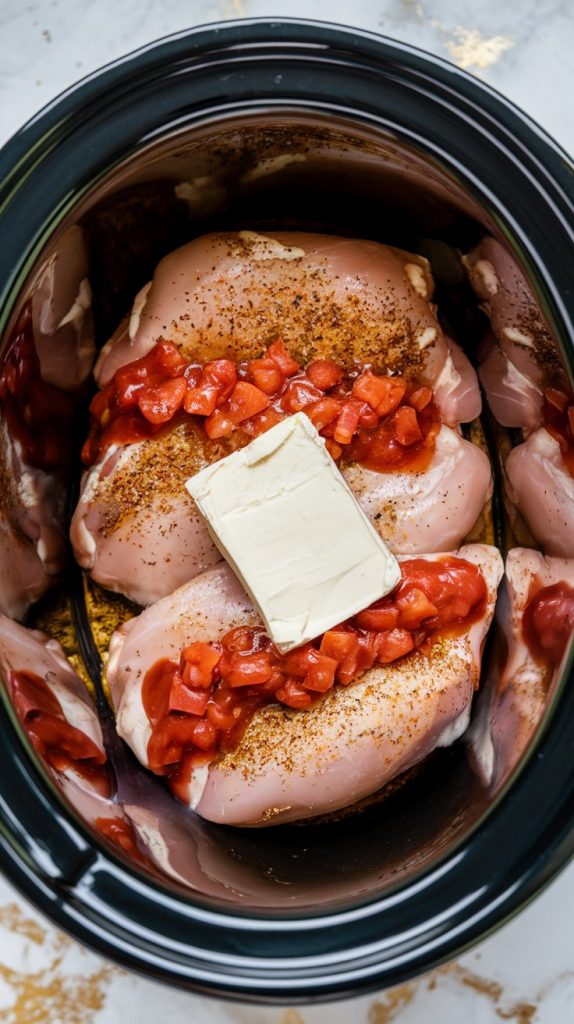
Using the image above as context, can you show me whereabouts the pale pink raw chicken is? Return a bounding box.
[506,429,574,557]
[71,421,492,605]
[75,230,485,604]
[95,230,480,424]
[29,226,96,392]
[464,236,563,432]
[470,548,574,787]
[0,424,67,620]
[107,544,503,826]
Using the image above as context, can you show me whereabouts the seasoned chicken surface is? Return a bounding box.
[107,544,503,826]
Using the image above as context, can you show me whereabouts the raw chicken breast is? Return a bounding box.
[108,544,503,825]
[506,428,574,557]
[94,230,479,424]
[0,424,67,620]
[29,226,96,392]
[70,422,226,606]
[0,614,106,793]
[72,421,492,604]
[464,237,562,431]
[470,548,574,787]
[343,425,492,554]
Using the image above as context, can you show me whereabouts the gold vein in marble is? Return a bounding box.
[445,28,514,70]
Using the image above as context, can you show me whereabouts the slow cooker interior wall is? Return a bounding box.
[6,111,532,911]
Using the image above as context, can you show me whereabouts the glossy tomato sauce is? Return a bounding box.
[0,306,75,470]
[93,817,153,867]
[82,339,441,473]
[542,386,574,477]
[10,670,110,796]
[523,580,574,668]
[142,556,487,800]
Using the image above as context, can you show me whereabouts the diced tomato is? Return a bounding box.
[397,557,487,629]
[354,632,380,675]
[544,387,569,412]
[281,378,323,413]
[334,401,361,444]
[221,651,274,688]
[306,359,344,391]
[183,383,219,416]
[266,340,300,376]
[355,400,379,430]
[168,676,211,716]
[393,405,422,446]
[375,628,414,663]
[275,679,313,709]
[303,654,338,693]
[325,439,343,460]
[137,377,187,424]
[204,359,238,402]
[352,371,407,416]
[396,587,438,629]
[241,407,285,437]
[204,408,234,438]
[281,644,319,678]
[408,387,433,412]
[221,626,262,654]
[355,605,399,630]
[305,397,341,431]
[190,719,218,751]
[320,630,359,661]
[90,383,115,422]
[181,642,221,689]
[226,381,269,423]
[248,357,284,395]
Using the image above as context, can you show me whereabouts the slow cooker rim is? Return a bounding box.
[0,18,573,1002]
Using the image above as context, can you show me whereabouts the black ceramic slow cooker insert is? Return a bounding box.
[0,18,573,1004]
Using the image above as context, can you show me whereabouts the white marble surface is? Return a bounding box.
[0,1,573,1021]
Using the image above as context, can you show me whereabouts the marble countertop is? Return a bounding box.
[0,1,573,1021]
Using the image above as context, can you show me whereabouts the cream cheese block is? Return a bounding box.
[186,412,401,651]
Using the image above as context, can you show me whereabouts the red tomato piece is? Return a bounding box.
[396,587,438,629]
[168,676,211,716]
[393,405,423,446]
[325,439,343,460]
[375,628,414,663]
[248,357,284,395]
[305,397,341,431]
[241,407,286,437]
[280,378,324,413]
[137,377,187,424]
[190,719,218,751]
[333,401,361,445]
[306,359,344,391]
[181,642,221,689]
[352,371,407,416]
[266,340,301,376]
[275,679,313,709]
[204,359,238,402]
[204,408,234,438]
[222,652,274,688]
[183,383,219,416]
[281,644,319,678]
[408,387,433,412]
[227,381,270,423]
[398,557,487,629]
[355,605,399,630]
[303,654,338,692]
[544,387,569,412]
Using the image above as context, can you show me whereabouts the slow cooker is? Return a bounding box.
[0,18,573,1004]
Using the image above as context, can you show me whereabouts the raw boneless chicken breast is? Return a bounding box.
[107,543,503,826]
[470,548,574,787]
[72,231,490,604]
